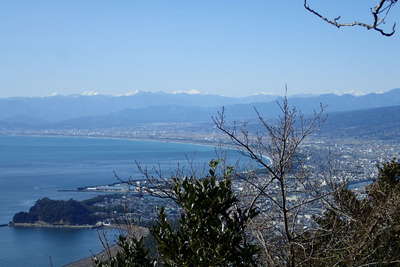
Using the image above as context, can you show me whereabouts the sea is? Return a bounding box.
[0,135,251,267]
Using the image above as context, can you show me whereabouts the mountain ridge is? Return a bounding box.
[0,88,399,130]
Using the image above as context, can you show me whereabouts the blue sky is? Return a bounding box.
[0,0,399,97]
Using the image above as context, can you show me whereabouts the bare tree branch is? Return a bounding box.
[304,0,398,36]
[213,91,332,266]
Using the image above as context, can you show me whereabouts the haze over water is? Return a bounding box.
[0,135,247,267]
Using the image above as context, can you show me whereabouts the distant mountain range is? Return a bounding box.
[0,91,279,123]
[0,88,399,133]
[320,105,400,140]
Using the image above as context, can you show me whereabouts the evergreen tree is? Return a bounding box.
[152,160,259,266]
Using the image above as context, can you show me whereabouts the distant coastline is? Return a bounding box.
[9,222,100,229]
[9,222,133,230]
[3,132,245,162]
[2,132,226,150]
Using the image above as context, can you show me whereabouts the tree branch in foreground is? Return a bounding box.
[304,0,398,36]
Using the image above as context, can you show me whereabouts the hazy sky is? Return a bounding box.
[0,0,399,97]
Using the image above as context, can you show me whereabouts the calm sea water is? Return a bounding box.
[0,135,247,267]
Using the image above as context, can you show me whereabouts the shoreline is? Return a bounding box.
[2,132,227,149]
[2,133,254,163]
[10,222,101,229]
[9,222,147,231]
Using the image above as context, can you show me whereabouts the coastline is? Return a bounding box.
[3,133,253,163]
[9,221,148,232]
[10,222,101,229]
[2,132,226,149]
